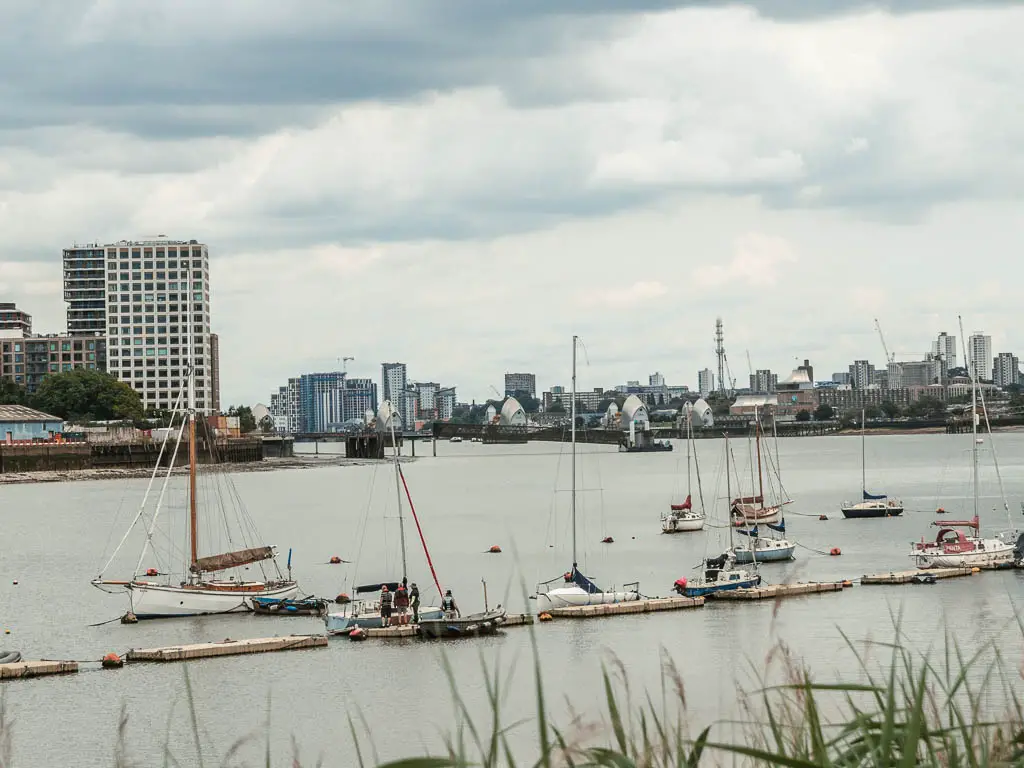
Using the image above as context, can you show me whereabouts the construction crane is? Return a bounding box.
[338,356,354,374]
[873,319,895,364]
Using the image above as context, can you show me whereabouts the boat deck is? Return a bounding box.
[127,634,328,662]
[546,596,704,618]
[708,581,846,601]
[364,613,535,639]
[0,660,79,680]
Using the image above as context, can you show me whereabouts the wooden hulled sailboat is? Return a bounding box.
[93,330,297,619]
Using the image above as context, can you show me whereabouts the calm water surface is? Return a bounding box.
[2,432,1024,765]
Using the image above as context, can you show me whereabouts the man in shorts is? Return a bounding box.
[379,585,393,627]
[394,582,410,625]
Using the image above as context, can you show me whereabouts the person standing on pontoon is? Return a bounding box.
[441,589,460,620]
[379,585,393,627]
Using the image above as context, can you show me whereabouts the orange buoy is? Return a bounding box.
[120,611,138,624]
[818,515,828,521]
[563,571,573,581]
[601,536,614,544]
[329,556,342,564]
[538,612,553,622]
[145,568,158,577]
[842,580,853,588]
[830,547,842,556]
[936,507,946,514]
[488,545,502,554]
[102,652,124,669]
[335,593,351,604]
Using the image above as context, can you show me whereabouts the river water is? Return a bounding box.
[2,432,1024,765]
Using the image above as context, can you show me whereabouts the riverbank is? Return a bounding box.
[837,423,1024,436]
[0,455,396,485]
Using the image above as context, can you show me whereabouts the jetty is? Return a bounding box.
[365,613,535,639]
[0,660,79,680]
[546,596,704,619]
[708,582,846,601]
[861,567,974,584]
[127,634,327,662]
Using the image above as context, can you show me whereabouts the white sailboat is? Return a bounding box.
[661,415,706,533]
[323,401,443,632]
[841,409,903,518]
[912,318,1017,569]
[93,326,297,618]
[535,336,640,611]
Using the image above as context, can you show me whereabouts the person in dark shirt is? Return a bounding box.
[379,585,393,627]
[441,589,460,619]
[394,583,411,625]
[409,582,421,623]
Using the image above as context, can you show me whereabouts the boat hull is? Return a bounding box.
[252,597,328,616]
[324,605,444,634]
[683,575,760,597]
[535,586,640,612]
[841,501,903,519]
[418,610,507,638]
[912,543,1014,569]
[731,540,795,563]
[123,581,300,619]
[731,504,781,525]
[661,514,705,533]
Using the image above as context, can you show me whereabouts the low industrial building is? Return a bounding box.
[0,405,64,442]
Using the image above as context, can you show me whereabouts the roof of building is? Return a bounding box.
[777,368,812,388]
[732,394,776,408]
[0,404,62,422]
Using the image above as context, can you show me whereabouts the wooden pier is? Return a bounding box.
[0,660,79,680]
[708,582,845,601]
[546,596,704,619]
[861,567,976,584]
[127,634,327,662]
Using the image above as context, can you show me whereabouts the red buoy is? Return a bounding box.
[830,547,842,556]
[488,545,502,554]
[102,652,124,669]
[145,568,158,577]
[329,556,342,564]
[602,536,614,544]
[818,515,828,521]
[335,593,351,604]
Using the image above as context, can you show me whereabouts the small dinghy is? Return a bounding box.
[417,608,507,639]
[252,596,328,616]
[0,650,22,664]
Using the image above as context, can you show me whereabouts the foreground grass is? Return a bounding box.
[3,621,1023,766]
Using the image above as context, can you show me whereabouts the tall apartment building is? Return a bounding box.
[889,359,942,389]
[414,381,440,419]
[64,239,214,414]
[848,360,876,389]
[749,369,777,393]
[0,303,32,337]
[294,372,379,432]
[932,332,957,370]
[63,245,107,336]
[697,368,714,397]
[993,352,1020,388]
[648,372,665,388]
[209,332,221,412]
[381,362,408,421]
[1,334,105,393]
[504,372,537,398]
[437,387,457,420]
[967,332,992,383]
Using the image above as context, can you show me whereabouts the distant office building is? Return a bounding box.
[299,372,346,432]
[832,372,852,386]
[932,332,957,370]
[209,332,221,413]
[1,333,106,393]
[414,381,440,420]
[403,386,419,427]
[968,332,992,382]
[698,369,714,397]
[649,372,665,387]
[281,372,380,433]
[542,385,605,412]
[749,369,777,393]
[0,303,32,338]
[437,387,457,420]
[79,239,214,414]
[381,362,408,420]
[504,372,536,398]
[269,377,302,433]
[817,387,912,412]
[993,353,1020,388]
[345,377,378,421]
[848,360,876,389]
[895,359,942,389]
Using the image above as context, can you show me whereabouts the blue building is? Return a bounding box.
[0,404,63,442]
[297,373,378,432]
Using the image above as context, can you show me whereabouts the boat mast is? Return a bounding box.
[571,334,578,569]
[725,434,733,550]
[958,316,980,526]
[755,409,765,507]
[390,409,409,583]
[686,412,692,497]
[860,408,866,498]
[187,311,198,569]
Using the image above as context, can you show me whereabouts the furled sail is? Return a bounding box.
[863,491,887,500]
[670,495,692,511]
[767,520,786,533]
[355,581,401,594]
[190,546,274,573]
[736,526,760,537]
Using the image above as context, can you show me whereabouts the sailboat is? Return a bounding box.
[661,416,706,533]
[912,321,1017,569]
[92,328,298,619]
[729,411,787,525]
[678,435,761,597]
[535,336,641,611]
[323,401,444,633]
[729,417,790,561]
[841,409,903,518]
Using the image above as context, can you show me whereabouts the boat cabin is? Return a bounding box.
[915,527,979,553]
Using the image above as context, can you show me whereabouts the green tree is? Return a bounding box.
[906,396,946,419]
[813,403,835,421]
[227,405,257,433]
[795,409,811,422]
[880,400,902,419]
[0,378,27,405]
[512,390,540,413]
[548,398,565,414]
[864,405,883,420]
[31,369,143,422]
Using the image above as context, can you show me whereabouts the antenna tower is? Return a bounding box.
[715,318,726,395]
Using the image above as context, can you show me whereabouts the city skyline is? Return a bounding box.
[1,3,1023,405]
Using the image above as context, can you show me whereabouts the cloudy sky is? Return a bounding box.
[1,1,1022,404]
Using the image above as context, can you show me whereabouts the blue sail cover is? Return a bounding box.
[767,520,786,533]
[863,491,887,500]
[736,526,759,537]
[570,566,602,594]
